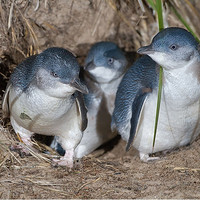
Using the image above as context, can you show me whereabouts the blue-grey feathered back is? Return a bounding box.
[112,55,159,133]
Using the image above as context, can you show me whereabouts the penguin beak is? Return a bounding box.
[70,78,89,94]
[84,61,95,71]
[137,45,155,55]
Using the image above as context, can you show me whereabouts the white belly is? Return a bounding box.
[101,75,123,114]
[133,89,200,154]
[9,87,80,138]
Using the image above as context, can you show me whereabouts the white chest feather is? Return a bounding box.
[100,76,123,114]
[9,87,80,137]
[89,67,118,83]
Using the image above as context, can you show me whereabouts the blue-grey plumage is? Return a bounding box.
[111,55,159,151]
[84,41,127,83]
[112,27,200,162]
[85,42,127,67]
[2,47,88,167]
[10,48,88,94]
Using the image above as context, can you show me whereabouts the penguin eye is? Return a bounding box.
[51,71,58,78]
[169,44,178,51]
[108,58,114,65]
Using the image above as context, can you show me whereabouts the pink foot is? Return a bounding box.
[10,144,31,157]
[53,149,74,168]
[10,134,35,157]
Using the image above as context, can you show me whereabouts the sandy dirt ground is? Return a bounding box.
[0,128,199,199]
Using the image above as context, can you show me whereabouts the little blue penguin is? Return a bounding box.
[75,41,128,158]
[112,27,200,162]
[51,42,128,158]
[2,47,88,167]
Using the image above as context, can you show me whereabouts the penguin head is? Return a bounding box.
[84,42,127,83]
[137,27,199,70]
[34,47,88,97]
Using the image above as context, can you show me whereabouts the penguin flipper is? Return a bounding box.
[126,88,151,151]
[2,81,11,118]
[75,91,88,131]
[111,55,158,148]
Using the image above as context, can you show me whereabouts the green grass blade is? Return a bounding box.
[168,0,200,43]
[151,0,164,148]
[146,0,157,11]
[156,0,164,31]
[153,66,163,147]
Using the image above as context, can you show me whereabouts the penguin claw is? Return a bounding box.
[139,152,160,162]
